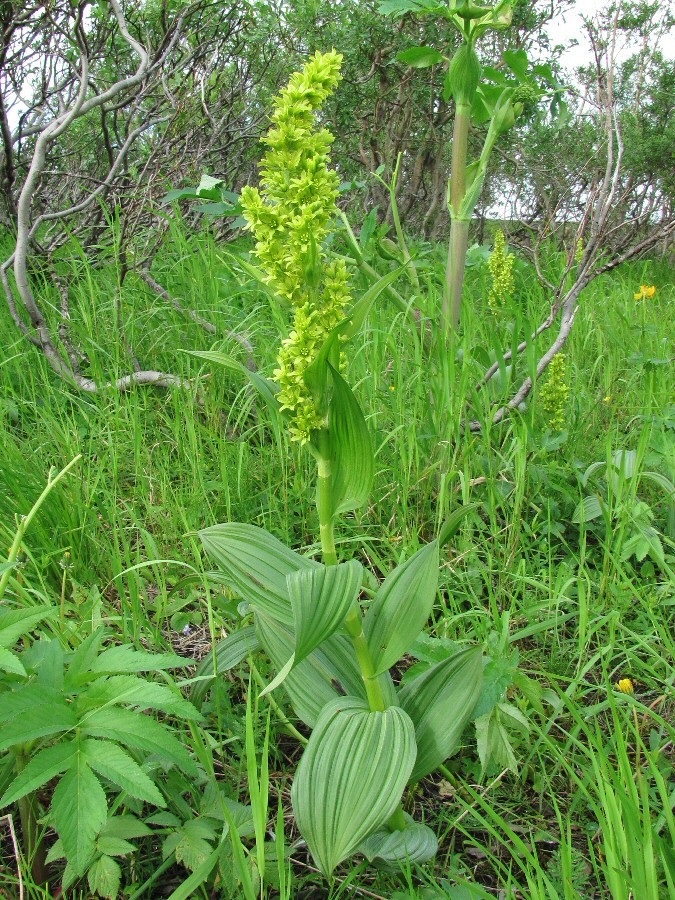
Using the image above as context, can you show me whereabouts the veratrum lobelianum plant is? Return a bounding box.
[383,0,562,332]
[194,50,487,877]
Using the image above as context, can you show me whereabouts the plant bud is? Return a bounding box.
[491,92,516,134]
[447,43,481,108]
[455,2,492,20]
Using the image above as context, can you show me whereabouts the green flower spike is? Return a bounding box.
[240,50,351,444]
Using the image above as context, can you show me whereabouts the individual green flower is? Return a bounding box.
[540,352,569,431]
[487,229,514,310]
[240,50,352,444]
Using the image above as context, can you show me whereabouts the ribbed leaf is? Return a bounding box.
[79,707,197,776]
[291,560,363,663]
[199,523,317,625]
[358,812,438,867]
[51,752,107,876]
[364,541,439,676]
[292,696,416,875]
[190,626,260,708]
[256,615,367,726]
[261,561,364,697]
[1,741,77,807]
[329,365,374,516]
[82,739,165,806]
[398,647,483,782]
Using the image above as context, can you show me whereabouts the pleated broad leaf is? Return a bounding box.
[358,812,438,867]
[190,625,260,707]
[258,615,361,725]
[329,364,374,516]
[261,561,363,696]
[364,540,439,676]
[199,523,318,625]
[291,696,417,875]
[398,647,483,782]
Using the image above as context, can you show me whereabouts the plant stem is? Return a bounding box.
[314,442,406,831]
[443,104,471,333]
[15,748,48,884]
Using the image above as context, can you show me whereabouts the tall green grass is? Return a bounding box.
[0,220,673,896]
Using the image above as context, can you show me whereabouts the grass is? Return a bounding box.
[0,219,673,898]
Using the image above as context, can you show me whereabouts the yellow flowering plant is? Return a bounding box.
[192,51,484,878]
[633,284,656,301]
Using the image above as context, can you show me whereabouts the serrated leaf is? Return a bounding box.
[79,707,196,775]
[475,704,519,774]
[96,835,136,857]
[329,365,374,516]
[100,814,152,841]
[0,647,25,676]
[77,675,201,720]
[358,812,438,866]
[397,46,444,67]
[364,541,439,676]
[90,645,186,674]
[190,626,260,707]
[199,523,317,625]
[291,696,416,875]
[65,629,107,685]
[87,854,121,899]
[0,740,77,807]
[163,818,216,872]
[83,739,165,807]
[399,647,483,782]
[503,48,528,80]
[0,695,77,751]
[0,607,56,648]
[51,752,107,876]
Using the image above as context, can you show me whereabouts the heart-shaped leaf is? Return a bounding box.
[364,541,439,676]
[398,647,483,782]
[291,696,417,875]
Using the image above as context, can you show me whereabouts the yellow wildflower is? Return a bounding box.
[488,229,514,310]
[616,678,634,694]
[633,284,656,301]
[539,353,569,431]
[240,51,351,443]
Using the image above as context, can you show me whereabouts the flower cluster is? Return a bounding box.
[633,284,656,301]
[487,229,514,310]
[574,237,584,265]
[240,51,351,443]
[540,352,569,431]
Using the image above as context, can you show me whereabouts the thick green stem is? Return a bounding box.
[443,104,471,333]
[314,445,405,830]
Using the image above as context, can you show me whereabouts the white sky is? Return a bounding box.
[546,0,675,71]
